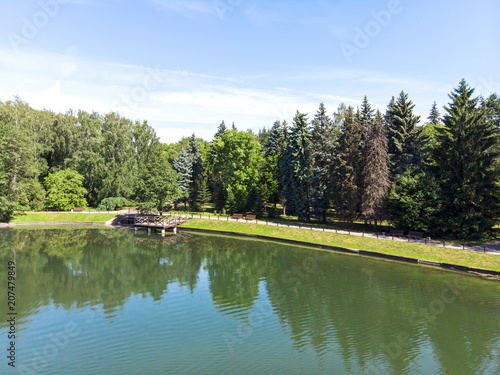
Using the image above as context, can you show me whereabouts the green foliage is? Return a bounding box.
[196,177,211,211]
[310,103,338,222]
[280,111,311,221]
[44,169,88,211]
[335,106,363,222]
[386,91,423,175]
[428,101,441,124]
[212,129,262,213]
[173,134,205,210]
[136,148,181,214]
[361,111,390,225]
[138,201,157,214]
[261,121,286,208]
[388,169,441,234]
[0,196,16,222]
[245,187,264,217]
[97,197,128,211]
[173,148,192,207]
[67,110,105,206]
[16,179,46,211]
[432,80,500,238]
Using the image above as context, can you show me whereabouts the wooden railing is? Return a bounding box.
[134,215,190,227]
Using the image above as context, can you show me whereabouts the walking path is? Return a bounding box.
[187,214,500,256]
[6,210,499,255]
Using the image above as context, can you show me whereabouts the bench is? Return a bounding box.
[245,214,256,221]
[407,231,424,240]
[73,207,84,212]
[232,213,243,220]
[388,229,405,238]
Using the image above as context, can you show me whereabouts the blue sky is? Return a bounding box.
[0,0,498,142]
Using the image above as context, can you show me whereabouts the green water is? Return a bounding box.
[0,228,499,375]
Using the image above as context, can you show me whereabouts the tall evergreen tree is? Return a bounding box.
[359,96,375,130]
[196,174,211,211]
[186,134,205,210]
[334,106,363,223]
[310,103,337,222]
[432,80,500,238]
[360,111,390,227]
[261,120,286,209]
[428,101,441,124]
[386,91,422,176]
[264,121,285,158]
[173,148,192,209]
[280,112,311,221]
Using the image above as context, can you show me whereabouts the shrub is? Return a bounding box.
[97,197,128,211]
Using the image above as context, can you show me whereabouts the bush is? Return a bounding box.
[0,196,16,222]
[138,201,156,214]
[44,169,88,211]
[97,197,128,211]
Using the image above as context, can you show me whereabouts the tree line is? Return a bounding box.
[0,80,499,238]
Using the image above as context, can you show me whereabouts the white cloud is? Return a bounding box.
[0,44,450,142]
[0,45,330,142]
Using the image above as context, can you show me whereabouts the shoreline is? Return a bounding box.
[2,220,499,279]
[180,227,500,279]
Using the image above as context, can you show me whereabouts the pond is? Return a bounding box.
[0,227,499,374]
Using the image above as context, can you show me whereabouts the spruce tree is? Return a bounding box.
[264,121,285,158]
[360,111,390,227]
[334,106,363,223]
[196,175,210,211]
[186,134,205,210]
[310,103,337,222]
[209,121,228,211]
[386,91,422,176]
[173,148,191,209]
[432,80,500,238]
[260,122,283,208]
[428,101,441,124]
[280,111,311,221]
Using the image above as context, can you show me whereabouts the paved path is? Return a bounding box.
[10,211,499,255]
[187,214,500,256]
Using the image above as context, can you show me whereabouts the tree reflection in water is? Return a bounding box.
[0,228,499,374]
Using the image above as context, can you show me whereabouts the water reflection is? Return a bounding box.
[0,228,499,374]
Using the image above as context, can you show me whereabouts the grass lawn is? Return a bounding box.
[181,219,500,273]
[11,213,118,223]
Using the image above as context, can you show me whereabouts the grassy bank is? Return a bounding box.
[181,219,500,272]
[11,213,117,223]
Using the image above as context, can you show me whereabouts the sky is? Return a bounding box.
[0,0,499,143]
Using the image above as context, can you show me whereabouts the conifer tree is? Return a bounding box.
[433,80,500,238]
[360,111,390,227]
[386,91,422,175]
[173,148,191,209]
[359,95,375,131]
[310,103,337,222]
[186,134,205,210]
[214,120,227,139]
[264,121,285,158]
[260,122,284,209]
[196,175,211,211]
[280,111,311,221]
[334,106,363,223]
[209,121,228,210]
[428,101,441,124]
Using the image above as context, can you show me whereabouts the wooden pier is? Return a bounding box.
[133,214,191,234]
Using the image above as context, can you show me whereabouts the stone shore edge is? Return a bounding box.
[179,227,500,278]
